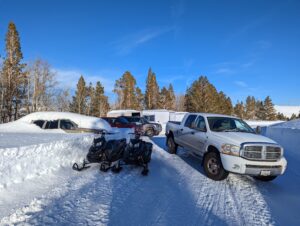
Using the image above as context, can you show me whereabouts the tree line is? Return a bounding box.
[1,21,297,123]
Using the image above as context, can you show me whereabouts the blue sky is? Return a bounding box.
[0,0,299,105]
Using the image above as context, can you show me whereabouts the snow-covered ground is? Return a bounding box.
[0,115,299,225]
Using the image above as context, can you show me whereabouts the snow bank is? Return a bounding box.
[0,134,93,189]
[275,105,300,118]
[0,121,48,133]
[268,119,300,129]
[261,119,300,160]
[18,111,112,132]
[245,120,283,128]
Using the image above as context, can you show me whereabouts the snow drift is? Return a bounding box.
[0,134,93,189]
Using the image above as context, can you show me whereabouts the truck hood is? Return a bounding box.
[211,132,277,145]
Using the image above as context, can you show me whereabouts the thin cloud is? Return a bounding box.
[215,68,235,75]
[112,26,176,55]
[234,81,248,88]
[54,68,119,95]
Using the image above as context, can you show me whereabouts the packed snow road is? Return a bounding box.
[0,134,299,225]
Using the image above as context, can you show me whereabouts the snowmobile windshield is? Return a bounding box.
[207,117,255,133]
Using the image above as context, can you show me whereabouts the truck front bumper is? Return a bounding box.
[220,154,287,176]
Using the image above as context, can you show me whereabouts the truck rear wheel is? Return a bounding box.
[203,152,228,181]
[254,176,277,182]
[167,136,177,154]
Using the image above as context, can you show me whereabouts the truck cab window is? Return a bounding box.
[195,116,206,131]
[184,115,197,128]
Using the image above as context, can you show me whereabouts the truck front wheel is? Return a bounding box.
[203,152,229,181]
[167,136,177,154]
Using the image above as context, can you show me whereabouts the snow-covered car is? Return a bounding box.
[19,111,112,133]
[166,113,287,181]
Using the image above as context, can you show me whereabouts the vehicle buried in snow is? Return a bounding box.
[18,111,113,134]
[166,113,287,181]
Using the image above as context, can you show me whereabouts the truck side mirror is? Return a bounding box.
[256,126,261,134]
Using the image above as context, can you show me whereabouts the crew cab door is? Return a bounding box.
[175,114,197,149]
[188,116,207,156]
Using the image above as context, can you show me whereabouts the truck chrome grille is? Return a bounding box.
[241,144,282,161]
[266,146,282,160]
[243,146,263,159]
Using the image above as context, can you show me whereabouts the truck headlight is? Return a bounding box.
[221,144,240,156]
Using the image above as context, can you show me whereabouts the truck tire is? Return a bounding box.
[146,128,154,137]
[254,176,277,182]
[167,135,177,154]
[203,152,228,181]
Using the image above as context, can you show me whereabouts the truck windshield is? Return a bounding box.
[207,117,255,133]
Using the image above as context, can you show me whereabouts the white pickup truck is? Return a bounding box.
[165,113,287,181]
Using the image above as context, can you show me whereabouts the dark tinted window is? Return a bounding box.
[33,120,45,128]
[115,117,129,124]
[184,115,197,128]
[124,117,141,123]
[45,120,59,129]
[60,120,76,130]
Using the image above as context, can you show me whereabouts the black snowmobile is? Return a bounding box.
[72,132,153,175]
[122,133,153,175]
[72,131,126,172]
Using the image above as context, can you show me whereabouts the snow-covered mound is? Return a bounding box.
[18,111,112,132]
[0,133,93,190]
[245,120,283,128]
[275,105,300,118]
[269,119,300,129]
[0,121,49,133]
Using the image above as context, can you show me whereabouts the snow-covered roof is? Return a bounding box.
[275,105,300,118]
[18,111,112,131]
[142,109,175,113]
[108,109,140,114]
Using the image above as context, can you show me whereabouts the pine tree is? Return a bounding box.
[113,71,138,109]
[225,97,233,115]
[145,68,159,109]
[134,87,144,111]
[264,96,277,120]
[255,100,266,120]
[91,81,110,117]
[158,86,168,109]
[234,101,245,118]
[70,76,87,114]
[1,22,26,122]
[166,84,176,110]
[276,112,286,121]
[245,96,256,120]
[289,113,297,121]
[184,76,220,113]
